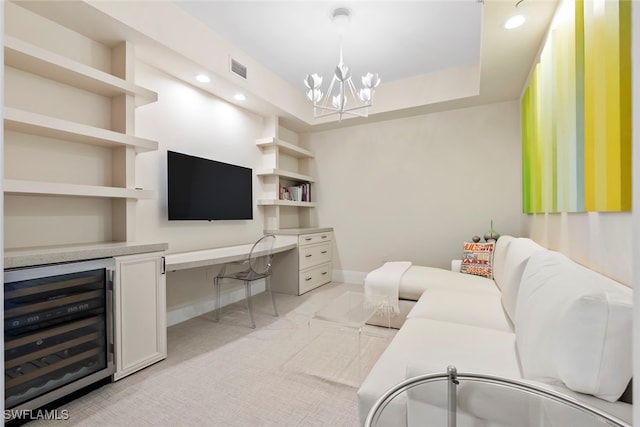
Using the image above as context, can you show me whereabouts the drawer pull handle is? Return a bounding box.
[305,277,312,281]
[305,238,312,241]
[305,254,313,258]
[321,235,327,239]
[321,251,327,254]
[321,272,328,275]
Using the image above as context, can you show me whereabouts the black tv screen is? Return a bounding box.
[167,150,253,220]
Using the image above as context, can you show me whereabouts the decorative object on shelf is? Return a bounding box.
[484,220,500,242]
[472,235,481,243]
[303,7,380,121]
[280,182,311,202]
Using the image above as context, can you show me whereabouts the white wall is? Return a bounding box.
[307,101,524,282]
[525,213,632,285]
[134,62,266,252]
[133,62,268,324]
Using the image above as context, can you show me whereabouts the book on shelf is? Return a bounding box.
[279,182,311,202]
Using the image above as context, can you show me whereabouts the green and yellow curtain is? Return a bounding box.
[521,0,631,213]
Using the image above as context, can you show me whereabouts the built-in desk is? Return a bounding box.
[165,228,333,298]
[164,241,297,271]
[266,228,334,295]
[163,239,299,326]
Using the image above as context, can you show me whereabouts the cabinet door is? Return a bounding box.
[113,252,166,380]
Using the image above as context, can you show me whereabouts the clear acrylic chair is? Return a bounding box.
[214,234,278,328]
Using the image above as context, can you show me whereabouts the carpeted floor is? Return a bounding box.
[28,282,395,426]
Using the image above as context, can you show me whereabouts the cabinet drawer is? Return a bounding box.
[299,263,331,294]
[299,242,331,270]
[299,231,332,247]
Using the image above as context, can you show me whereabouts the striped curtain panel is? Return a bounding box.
[521,0,631,213]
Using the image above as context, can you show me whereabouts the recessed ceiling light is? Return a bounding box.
[196,74,211,83]
[504,14,526,30]
[234,93,246,101]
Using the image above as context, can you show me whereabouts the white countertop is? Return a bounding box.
[165,241,297,271]
[264,227,333,236]
[5,241,169,269]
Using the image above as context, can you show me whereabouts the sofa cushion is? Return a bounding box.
[500,237,545,321]
[407,288,512,332]
[399,266,499,301]
[358,317,520,425]
[460,241,495,279]
[492,235,514,288]
[515,250,633,402]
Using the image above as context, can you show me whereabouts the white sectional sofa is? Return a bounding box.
[357,236,633,426]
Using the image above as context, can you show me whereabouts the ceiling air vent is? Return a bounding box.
[230,58,247,80]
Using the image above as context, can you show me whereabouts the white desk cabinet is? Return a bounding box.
[113,251,166,380]
[270,229,333,295]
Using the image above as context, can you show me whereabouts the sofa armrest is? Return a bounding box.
[451,259,462,272]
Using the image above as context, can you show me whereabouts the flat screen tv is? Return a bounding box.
[167,150,253,220]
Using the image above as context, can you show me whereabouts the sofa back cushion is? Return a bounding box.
[515,250,633,402]
[491,235,514,289]
[499,238,545,321]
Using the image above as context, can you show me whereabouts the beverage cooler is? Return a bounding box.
[4,258,116,417]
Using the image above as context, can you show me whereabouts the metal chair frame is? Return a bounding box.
[365,366,631,427]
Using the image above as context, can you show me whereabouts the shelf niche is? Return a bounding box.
[256,117,317,230]
[3,3,159,249]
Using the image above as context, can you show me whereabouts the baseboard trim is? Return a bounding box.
[168,270,370,326]
[167,279,265,327]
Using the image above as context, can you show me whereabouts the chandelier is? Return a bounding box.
[304,8,381,121]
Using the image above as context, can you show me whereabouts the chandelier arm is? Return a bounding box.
[338,109,369,118]
[313,109,345,119]
[343,104,373,112]
[345,79,362,106]
[312,105,371,118]
[317,76,338,108]
[313,105,341,113]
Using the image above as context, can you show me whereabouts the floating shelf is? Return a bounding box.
[4,108,158,153]
[257,199,317,207]
[4,179,156,200]
[256,168,315,183]
[256,137,314,159]
[4,36,157,106]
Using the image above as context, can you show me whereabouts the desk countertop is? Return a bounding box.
[164,241,297,271]
[264,227,333,235]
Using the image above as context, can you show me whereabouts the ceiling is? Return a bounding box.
[174,1,484,93]
[169,0,559,130]
[13,0,559,131]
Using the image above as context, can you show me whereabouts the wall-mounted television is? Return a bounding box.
[167,150,253,220]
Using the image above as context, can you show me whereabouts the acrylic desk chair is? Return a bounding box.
[214,234,279,329]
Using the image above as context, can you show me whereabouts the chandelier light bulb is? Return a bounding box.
[304,73,323,90]
[359,88,371,103]
[335,63,351,82]
[362,73,381,89]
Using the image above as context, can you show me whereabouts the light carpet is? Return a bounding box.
[29,283,395,426]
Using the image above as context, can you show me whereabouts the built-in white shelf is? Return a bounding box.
[256,137,314,159]
[4,179,156,200]
[257,199,317,208]
[4,36,157,106]
[4,107,158,153]
[256,168,315,183]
